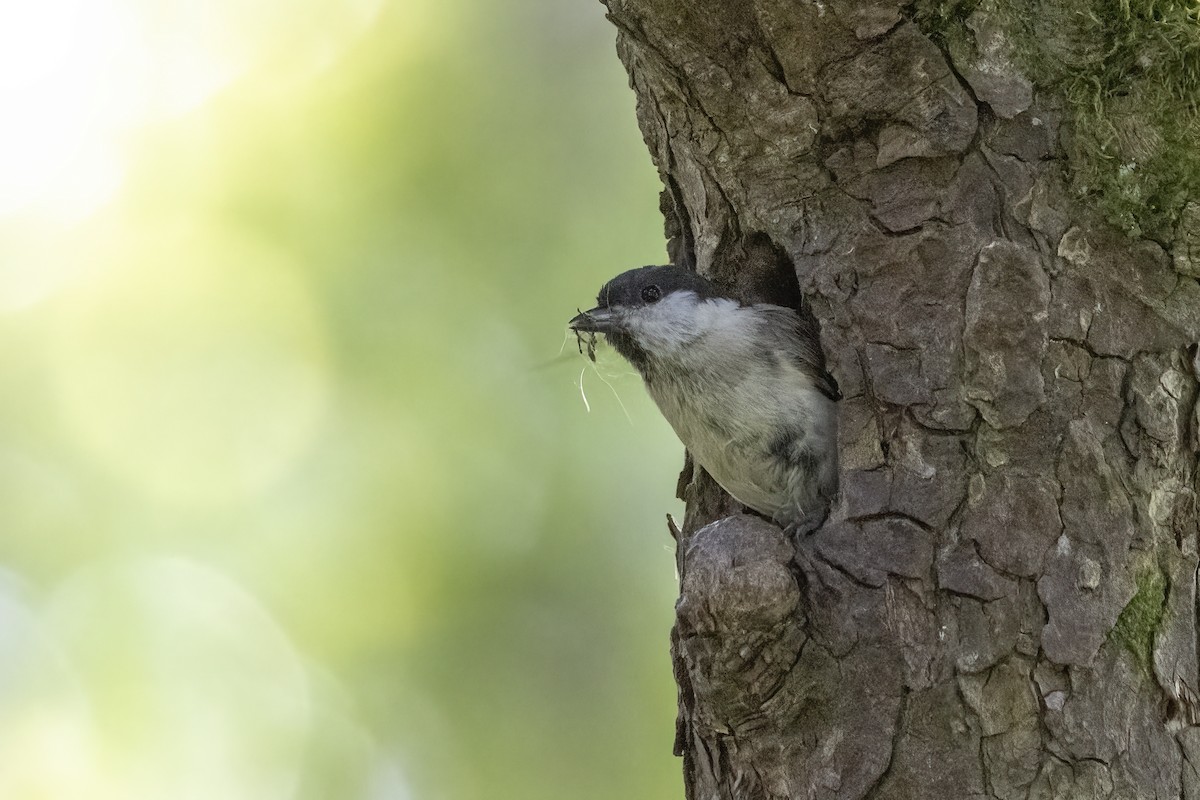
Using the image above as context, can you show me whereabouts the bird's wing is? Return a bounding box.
[754,303,842,402]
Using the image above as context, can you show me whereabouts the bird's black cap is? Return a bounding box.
[595,265,721,309]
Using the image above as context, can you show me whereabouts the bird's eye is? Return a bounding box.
[641,285,661,304]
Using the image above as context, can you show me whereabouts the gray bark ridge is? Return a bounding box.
[603,1,1200,798]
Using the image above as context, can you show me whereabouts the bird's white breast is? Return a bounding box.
[637,299,837,523]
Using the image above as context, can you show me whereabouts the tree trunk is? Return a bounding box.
[600,1,1200,797]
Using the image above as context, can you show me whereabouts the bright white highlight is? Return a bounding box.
[0,0,384,222]
[0,1,131,219]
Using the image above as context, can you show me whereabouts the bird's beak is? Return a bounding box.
[568,306,621,334]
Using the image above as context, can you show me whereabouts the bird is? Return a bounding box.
[569,264,840,530]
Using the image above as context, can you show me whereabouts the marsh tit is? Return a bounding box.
[569,265,840,529]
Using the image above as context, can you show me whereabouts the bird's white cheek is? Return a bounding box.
[625,294,702,353]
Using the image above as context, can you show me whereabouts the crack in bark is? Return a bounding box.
[861,687,910,800]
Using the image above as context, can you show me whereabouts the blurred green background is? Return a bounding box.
[0,1,689,798]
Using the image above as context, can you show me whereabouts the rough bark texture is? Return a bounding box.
[601,1,1200,798]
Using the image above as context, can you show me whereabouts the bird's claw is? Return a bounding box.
[783,508,828,540]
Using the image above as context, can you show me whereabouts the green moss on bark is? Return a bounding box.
[1110,562,1167,671]
[913,0,1200,239]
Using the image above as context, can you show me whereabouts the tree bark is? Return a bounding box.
[601,1,1200,798]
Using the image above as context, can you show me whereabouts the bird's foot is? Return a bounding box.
[783,508,828,540]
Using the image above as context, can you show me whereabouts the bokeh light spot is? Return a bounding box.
[0,573,96,800]
[42,557,314,800]
[50,223,331,506]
